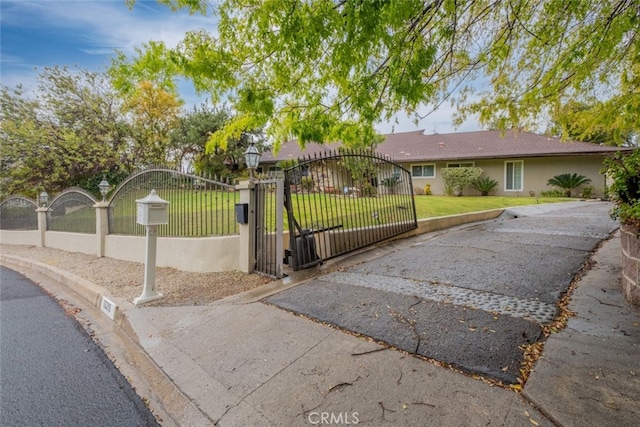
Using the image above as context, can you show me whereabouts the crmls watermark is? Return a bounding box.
[308,412,359,425]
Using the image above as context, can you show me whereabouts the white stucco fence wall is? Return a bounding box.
[0,230,40,246]
[46,231,96,255]
[0,229,242,273]
[104,234,241,272]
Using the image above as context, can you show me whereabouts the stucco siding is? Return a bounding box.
[401,155,608,198]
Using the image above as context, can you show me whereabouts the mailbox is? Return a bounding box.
[136,189,169,226]
[235,203,249,224]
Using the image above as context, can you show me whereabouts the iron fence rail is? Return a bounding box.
[47,188,97,233]
[108,168,239,237]
[0,197,38,230]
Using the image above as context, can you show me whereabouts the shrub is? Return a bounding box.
[546,173,592,197]
[361,182,377,197]
[414,187,425,195]
[424,184,432,195]
[441,167,483,196]
[579,186,594,199]
[539,189,567,197]
[300,176,314,192]
[381,176,400,194]
[603,149,640,228]
[470,176,498,196]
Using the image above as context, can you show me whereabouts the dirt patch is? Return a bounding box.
[1,244,272,306]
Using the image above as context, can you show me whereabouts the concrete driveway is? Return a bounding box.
[266,201,618,384]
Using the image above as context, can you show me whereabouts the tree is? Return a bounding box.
[120,0,638,149]
[169,104,267,179]
[0,67,132,198]
[338,149,380,197]
[124,81,184,166]
[546,100,636,146]
[546,173,592,197]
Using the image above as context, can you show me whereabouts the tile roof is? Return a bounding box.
[261,129,627,163]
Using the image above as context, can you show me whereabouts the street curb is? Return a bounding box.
[0,254,214,427]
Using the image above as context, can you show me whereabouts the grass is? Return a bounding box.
[414,195,574,218]
[276,193,575,234]
[44,192,575,237]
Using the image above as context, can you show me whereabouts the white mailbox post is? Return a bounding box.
[134,189,169,305]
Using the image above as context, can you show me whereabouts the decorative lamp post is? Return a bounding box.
[98,176,110,202]
[38,191,49,207]
[244,141,261,180]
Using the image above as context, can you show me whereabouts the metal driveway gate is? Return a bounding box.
[284,149,417,271]
[253,178,285,278]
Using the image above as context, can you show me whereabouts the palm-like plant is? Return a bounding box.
[546,173,592,197]
[471,177,499,196]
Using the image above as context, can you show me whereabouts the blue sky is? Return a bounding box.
[0,0,480,134]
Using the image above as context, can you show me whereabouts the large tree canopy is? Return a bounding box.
[546,100,636,146]
[169,104,267,180]
[0,67,132,197]
[120,0,639,149]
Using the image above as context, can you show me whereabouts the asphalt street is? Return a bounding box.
[266,201,619,384]
[0,266,160,426]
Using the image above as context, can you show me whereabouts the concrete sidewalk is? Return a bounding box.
[2,202,639,426]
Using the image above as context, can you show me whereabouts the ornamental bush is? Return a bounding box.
[604,149,640,228]
[441,167,483,196]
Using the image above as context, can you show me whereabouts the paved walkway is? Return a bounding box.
[2,201,639,426]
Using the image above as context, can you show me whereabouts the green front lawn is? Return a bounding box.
[414,196,574,218]
[102,192,575,236]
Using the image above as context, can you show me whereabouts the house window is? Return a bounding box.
[257,166,281,174]
[446,162,475,168]
[412,164,435,178]
[391,166,402,180]
[505,160,523,191]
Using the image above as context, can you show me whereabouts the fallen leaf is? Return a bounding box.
[529,418,539,426]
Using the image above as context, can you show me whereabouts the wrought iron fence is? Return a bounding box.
[0,196,38,230]
[284,149,417,270]
[108,168,239,237]
[47,188,97,233]
[254,179,284,278]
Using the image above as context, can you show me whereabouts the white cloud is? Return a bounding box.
[1,0,216,95]
[2,0,214,58]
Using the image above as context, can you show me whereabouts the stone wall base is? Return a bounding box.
[620,224,640,306]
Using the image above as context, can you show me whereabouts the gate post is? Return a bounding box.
[93,201,109,258]
[36,207,48,247]
[236,180,256,273]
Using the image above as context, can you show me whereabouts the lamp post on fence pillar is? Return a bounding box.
[133,189,169,306]
[98,176,110,202]
[244,141,261,180]
[94,177,110,258]
[36,191,49,247]
[235,142,261,273]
